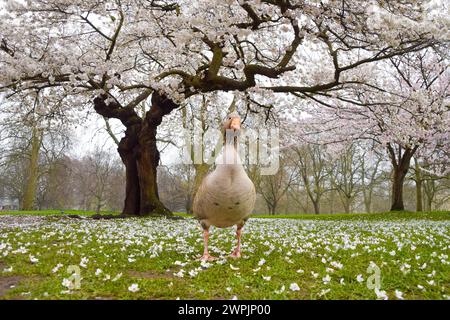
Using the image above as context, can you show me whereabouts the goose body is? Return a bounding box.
[193,146,256,228]
[193,113,256,260]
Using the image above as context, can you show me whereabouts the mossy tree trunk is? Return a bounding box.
[22,126,43,210]
[414,158,423,212]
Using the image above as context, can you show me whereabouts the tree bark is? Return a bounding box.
[391,166,408,211]
[117,127,141,215]
[414,158,423,212]
[191,163,210,211]
[312,200,320,215]
[342,196,351,213]
[22,126,43,210]
[388,145,416,211]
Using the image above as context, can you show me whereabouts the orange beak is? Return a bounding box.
[230,117,241,131]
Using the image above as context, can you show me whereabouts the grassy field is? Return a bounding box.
[0,210,449,300]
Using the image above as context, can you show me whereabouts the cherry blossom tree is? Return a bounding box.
[292,48,449,211]
[0,0,446,215]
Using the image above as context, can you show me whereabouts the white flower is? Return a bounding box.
[52,263,63,273]
[275,285,285,294]
[296,269,304,274]
[319,289,331,296]
[62,278,73,289]
[128,284,139,292]
[400,263,411,274]
[226,287,232,292]
[289,283,300,291]
[80,257,89,268]
[417,285,425,291]
[356,274,364,283]
[29,255,39,264]
[340,278,345,285]
[174,269,185,278]
[188,269,198,277]
[112,273,122,282]
[231,295,238,300]
[95,269,102,276]
[395,290,404,300]
[200,261,212,269]
[323,274,331,284]
[262,276,271,281]
[331,261,343,269]
[3,266,13,273]
[375,288,388,300]
[389,250,396,256]
[258,258,266,266]
[230,264,239,271]
[311,272,319,278]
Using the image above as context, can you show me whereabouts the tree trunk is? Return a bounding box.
[267,202,277,215]
[93,91,178,216]
[391,166,408,211]
[388,144,417,212]
[135,118,170,216]
[362,182,373,213]
[342,197,351,214]
[190,163,211,212]
[312,200,320,214]
[118,143,140,215]
[22,126,43,210]
[414,158,423,212]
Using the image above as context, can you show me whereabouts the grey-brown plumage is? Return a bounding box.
[193,114,256,260]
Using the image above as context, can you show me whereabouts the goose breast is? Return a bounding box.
[193,166,256,228]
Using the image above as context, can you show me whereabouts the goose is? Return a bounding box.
[193,112,256,261]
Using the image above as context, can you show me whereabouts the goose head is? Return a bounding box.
[223,112,241,147]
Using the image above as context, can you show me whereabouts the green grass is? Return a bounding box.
[0,211,449,300]
[3,209,447,221]
[252,211,450,221]
[0,210,115,216]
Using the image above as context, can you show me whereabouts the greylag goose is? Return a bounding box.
[193,113,256,261]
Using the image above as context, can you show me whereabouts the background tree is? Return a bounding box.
[291,48,449,211]
[292,145,329,214]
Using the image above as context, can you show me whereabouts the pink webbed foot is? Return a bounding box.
[229,250,241,259]
[199,254,218,262]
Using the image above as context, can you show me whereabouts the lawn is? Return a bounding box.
[0,211,449,300]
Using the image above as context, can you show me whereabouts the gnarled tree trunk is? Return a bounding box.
[94,91,178,216]
[118,126,140,215]
[387,144,418,211]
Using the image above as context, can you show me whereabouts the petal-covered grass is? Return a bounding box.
[0,211,448,300]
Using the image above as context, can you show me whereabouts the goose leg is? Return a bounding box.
[200,228,217,261]
[230,225,243,258]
